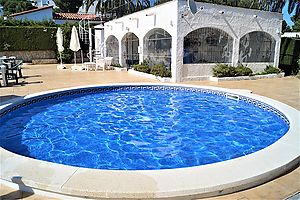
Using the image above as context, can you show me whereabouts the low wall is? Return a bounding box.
[181,63,273,82]
[0,50,56,63]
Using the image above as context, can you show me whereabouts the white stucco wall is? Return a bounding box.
[14,7,53,21]
[96,0,282,82]
[100,0,178,69]
[176,1,282,82]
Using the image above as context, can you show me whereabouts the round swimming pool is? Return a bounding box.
[0,84,290,170]
[0,84,299,199]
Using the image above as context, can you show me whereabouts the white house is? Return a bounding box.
[95,0,282,82]
[10,6,53,21]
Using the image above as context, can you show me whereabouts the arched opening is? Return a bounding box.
[143,28,172,68]
[106,35,119,63]
[122,32,139,67]
[183,27,233,64]
[239,31,275,62]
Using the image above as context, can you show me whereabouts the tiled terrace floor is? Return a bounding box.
[0,64,299,199]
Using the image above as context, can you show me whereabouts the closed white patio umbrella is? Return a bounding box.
[70,26,83,70]
[56,27,66,69]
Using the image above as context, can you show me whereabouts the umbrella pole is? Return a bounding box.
[74,52,77,66]
[81,50,84,66]
[59,52,62,65]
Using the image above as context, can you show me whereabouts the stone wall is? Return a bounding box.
[0,50,56,63]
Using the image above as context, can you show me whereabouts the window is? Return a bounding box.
[106,35,119,62]
[183,27,233,64]
[239,31,275,62]
[143,28,172,68]
[122,32,139,66]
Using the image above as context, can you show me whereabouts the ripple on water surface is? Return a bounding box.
[0,89,289,170]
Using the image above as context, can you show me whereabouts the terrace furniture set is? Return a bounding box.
[71,57,114,71]
[0,56,23,87]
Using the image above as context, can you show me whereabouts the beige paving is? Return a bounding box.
[0,64,299,199]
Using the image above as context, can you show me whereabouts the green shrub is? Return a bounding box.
[56,23,74,63]
[279,37,300,75]
[0,26,57,51]
[150,64,172,77]
[263,65,281,74]
[112,63,123,68]
[0,18,57,27]
[212,64,236,77]
[133,64,151,73]
[141,59,150,67]
[235,65,253,76]
[213,64,253,77]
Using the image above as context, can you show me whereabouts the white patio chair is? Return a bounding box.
[71,65,85,71]
[95,58,106,71]
[104,57,114,70]
[0,64,7,86]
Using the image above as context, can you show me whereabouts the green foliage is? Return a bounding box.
[256,65,282,75]
[0,0,35,16]
[140,59,150,67]
[85,0,151,19]
[282,21,292,33]
[235,65,253,76]
[293,17,300,32]
[150,64,172,77]
[0,18,57,27]
[0,19,76,63]
[213,64,253,77]
[56,23,74,63]
[53,0,83,13]
[279,37,300,75]
[112,63,123,68]
[133,64,151,73]
[212,64,237,77]
[263,65,282,74]
[0,26,56,51]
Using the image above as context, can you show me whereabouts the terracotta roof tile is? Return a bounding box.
[53,13,102,21]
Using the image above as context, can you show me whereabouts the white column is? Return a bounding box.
[138,38,144,64]
[119,39,123,66]
[88,28,93,62]
[231,37,240,66]
[273,39,281,67]
[172,32,181,82]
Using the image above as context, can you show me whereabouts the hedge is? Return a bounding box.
[0,26,57,51]
[279,37,300,75]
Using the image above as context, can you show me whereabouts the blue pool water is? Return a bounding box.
[0,87,289,170]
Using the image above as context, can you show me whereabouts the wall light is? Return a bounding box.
[146,12,156,26]
[253,15,257,18]
[115,21,124,31]
[129,17,139,28]
[219,10,224,14]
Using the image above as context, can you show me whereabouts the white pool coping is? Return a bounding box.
[1,83,299,199]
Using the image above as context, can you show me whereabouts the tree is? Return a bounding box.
[293,17,300,31]
[0,0,35,16]
[84,0,151,19]
[53,0,83,13]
